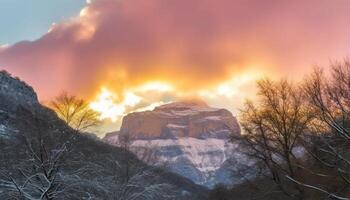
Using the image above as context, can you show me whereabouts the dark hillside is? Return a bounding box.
[0,71,208,199]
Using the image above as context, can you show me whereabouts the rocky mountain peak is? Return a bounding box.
[0,70,38,108]
[119,100,240,140]
[105,101,243,187]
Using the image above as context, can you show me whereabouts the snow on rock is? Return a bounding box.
[0,71,40,139]
[131,138,237,184]
[0,124,16,138]
[104,100,245,187]
[166,124,187,129]
[0,71,38,110]
[0,124,6,135]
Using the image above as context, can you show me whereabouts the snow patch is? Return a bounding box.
[0,124,5,131]
[204,116,222,121]
[131,138,241,185]
[0,124,7,136]
[166,124,187,129]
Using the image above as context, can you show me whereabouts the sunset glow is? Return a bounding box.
[1,0,350,196]
[88,70,263,123]
[90,88,125,122]
[1,0,350,131]
[89,85,171,122]
[215,71,264,97]
[137,82,174,92]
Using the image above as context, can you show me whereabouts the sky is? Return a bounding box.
[1,0,350,134]
[0,0,86,44]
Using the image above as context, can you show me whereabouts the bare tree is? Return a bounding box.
[115,169,174,200]
[0,130,74,199]
[296,60,350,199]
[116,133,161,182]
[102,131,173,200]
[238,79,314,199]
[49,92,100,132]
[117,133,136,183]
[0,109,97,200]
[84,154,174,200]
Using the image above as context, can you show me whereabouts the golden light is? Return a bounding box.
[90,87,142,122]
[90,88,125,122]
[47,23,57,33]
[198,70,264,99]
[137,81,174,92]
[216,71,261,97]
[134,101,168,112]
[76,6,96,41]
[89,70,263,123]
[123,91,142,107]
[79,7,89,17]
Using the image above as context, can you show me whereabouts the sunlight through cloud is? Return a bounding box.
[89,88,125,122]
[137,82,174,92]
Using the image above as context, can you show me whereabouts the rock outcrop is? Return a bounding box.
[0,70,40,138]
[104,100,245,187]
[0,70,38,108]
[119,99,240,140]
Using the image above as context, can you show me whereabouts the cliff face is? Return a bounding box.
[119,100,240,140]
[105,100,245,187]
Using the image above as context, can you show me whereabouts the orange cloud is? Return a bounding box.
[1,0,350,105]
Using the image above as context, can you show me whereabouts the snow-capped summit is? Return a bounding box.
[104,100,245,187]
